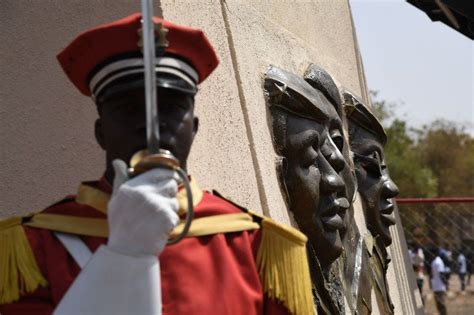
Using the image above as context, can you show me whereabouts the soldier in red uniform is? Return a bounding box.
[0,13,314,315]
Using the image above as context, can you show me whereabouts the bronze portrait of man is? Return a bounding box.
[265,66,349,268]
[304,65,365,314]
[265,66,350,314]
[344,91,399,247]
[344,90,400,314]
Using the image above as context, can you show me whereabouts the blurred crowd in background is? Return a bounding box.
[408,227,472,315]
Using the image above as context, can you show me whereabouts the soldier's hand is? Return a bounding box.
[107,159,180,256]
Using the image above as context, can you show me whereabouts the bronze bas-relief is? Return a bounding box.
[264,67,400,314]
[303,64,367,312]
[265,66,350,314]
[265,66,350,269]
[343,91,399,247]
[303,64,357,206]
[344,90,400,313]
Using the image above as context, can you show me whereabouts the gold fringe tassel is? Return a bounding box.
[257,218,315,315]
[0,218,48,304]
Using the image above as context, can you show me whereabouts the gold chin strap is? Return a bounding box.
[75,178,203,215]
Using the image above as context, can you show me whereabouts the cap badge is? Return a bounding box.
[137,22,169,53]
[269,82,289,102]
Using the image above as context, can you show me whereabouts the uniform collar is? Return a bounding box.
[76,176,203,215]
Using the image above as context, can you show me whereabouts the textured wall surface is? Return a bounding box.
[0,1,420,313]
[0,1,149,217]
[214,0,367,223]
[161,0,262,213]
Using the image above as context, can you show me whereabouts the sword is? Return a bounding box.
[129,0,194,245]
[141,0,159,154]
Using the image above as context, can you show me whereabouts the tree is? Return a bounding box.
[418,120,474,197]
[369,92,474,249]
[370,92,438,198]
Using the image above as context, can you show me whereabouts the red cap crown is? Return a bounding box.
[57,13,219,96]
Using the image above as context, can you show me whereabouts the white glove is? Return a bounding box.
[54,160,176,315]
[107,159,180,256]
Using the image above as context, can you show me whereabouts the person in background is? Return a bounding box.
[414,245,426,297]
[408,241,425,298]
[428,246,448,315]
[465,249,472,286]
[440,248,453,291]
[457,249,467,292]
[410,229,426,298]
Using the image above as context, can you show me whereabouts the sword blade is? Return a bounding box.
[141,0,160,154]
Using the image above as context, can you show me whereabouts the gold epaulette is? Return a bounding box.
[0,217,48,304]
[212,191,315,315]
[255,214,315,315]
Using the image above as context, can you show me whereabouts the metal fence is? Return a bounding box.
[398,201,474,315]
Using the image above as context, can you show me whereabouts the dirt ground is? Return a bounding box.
[422,274,474,315]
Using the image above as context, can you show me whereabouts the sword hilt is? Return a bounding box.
[128,149,194,245]
[129,149,179,173]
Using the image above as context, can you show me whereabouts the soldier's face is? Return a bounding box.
[95,84,198,180]
[352,128,399,246]
[282,97,350,268]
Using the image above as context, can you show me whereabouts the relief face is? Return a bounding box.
[303,64,358,240]
[344,93,399,247]
[265,66,349,268]
[352,130,399,246]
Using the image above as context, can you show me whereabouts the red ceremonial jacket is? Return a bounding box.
[0,178,291,315]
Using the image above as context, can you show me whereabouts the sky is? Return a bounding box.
[350,0,473,135]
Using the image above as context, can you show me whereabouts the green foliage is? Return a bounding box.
[369,91,395,122]
[370,91,473,199]
[370,91,474,248]
[418,120,474,197]
[384,119,438,198]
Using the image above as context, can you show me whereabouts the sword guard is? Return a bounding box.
[129,149,180,176]
[127,148,194,245]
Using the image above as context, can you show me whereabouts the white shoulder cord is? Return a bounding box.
[54,232,92,269]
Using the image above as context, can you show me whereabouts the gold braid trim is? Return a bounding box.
[0,217,48,304]
[25,214,109,237]
[170,213,259,238]
[0,211,258,304]
[23,213,258,239]
[257,218,316,315]
[75,185,110,214]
